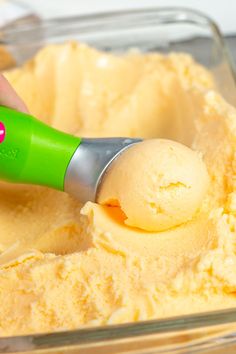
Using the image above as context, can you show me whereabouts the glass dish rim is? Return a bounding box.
[1,6,236,352]
[2,309,236,353]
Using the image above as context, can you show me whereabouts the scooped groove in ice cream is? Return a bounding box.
[98,139,209,232]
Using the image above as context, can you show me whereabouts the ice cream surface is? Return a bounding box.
[1,42,236,335]
[98,139,209,231]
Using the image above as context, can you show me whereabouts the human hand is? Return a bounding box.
[0,73,28,113]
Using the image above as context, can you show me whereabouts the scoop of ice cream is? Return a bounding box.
[98,139,209,232]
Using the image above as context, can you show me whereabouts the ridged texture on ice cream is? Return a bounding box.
[98,139,209,231]
[4,42,214,145]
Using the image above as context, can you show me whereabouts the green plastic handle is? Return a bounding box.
[0,106,81,190]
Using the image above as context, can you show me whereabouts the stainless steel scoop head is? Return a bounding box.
[64,138,142,203]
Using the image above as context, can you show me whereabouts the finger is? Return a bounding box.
[0,73,28,113]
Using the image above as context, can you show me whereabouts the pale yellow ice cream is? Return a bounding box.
[98,139,209,231]
[0,42,236,336]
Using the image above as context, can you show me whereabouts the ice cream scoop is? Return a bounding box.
[0,106,141,202]
[0,107,209,230]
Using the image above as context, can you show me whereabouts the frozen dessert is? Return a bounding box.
[0,42,236,336]
[98,139,209,231]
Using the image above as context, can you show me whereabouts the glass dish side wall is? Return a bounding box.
[1,7,236,354]
[1,8,236,105]
[2,313,236,354]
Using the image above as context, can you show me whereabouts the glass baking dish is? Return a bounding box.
[1,7,236,354]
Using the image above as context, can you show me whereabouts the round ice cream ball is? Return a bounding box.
[98,139,209,232]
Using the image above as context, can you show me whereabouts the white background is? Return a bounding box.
[16,0,236,34]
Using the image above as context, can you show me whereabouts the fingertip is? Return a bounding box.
[0,73,29,113]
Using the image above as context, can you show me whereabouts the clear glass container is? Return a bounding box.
[1,7,236,354]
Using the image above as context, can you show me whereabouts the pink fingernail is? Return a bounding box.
[0,122,6,143]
